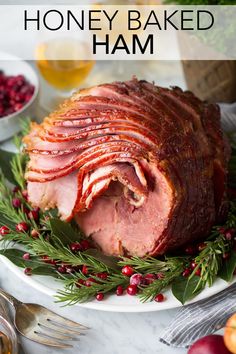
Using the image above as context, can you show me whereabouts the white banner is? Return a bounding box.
[0,5,235,60]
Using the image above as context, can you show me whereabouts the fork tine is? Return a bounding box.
[27,331,73,348]
[39,319,85,335]
[46,311,89,329]
[37,326,76,341]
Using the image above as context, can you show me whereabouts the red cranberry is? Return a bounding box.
[121,265,134,277]
[70,242,82,253]
[24,267,32,276]
[182,268,191,277]
[57,265,67,274]
[82,265,88,275]
[85,277,96,287]
[225,229,235,240]
[66,266,75,274]
[28,210,39,222]
[23,253,30,260]
[155,293,165,302]
[185,246,195,255]
[219,227,226,235]
[12,198,21,208]
[156,272,165,279]
[31,229,39,238]
[190,261,197,270]
[16,222,29,233]
[80,239,91,251]
[41,255,57,265]
[195,268,201,276]
[96,272,108,280]
[21,190,28,200]
[13,103,23,111]
[144,274,156,284]
[0,226,10,236]
[223,252,230,260]
[76,279,85,288]
[116,285,124,296]
[13,186,20,194]
[127,284,138,296]
[96,293,104,301]
[130,273,143,286]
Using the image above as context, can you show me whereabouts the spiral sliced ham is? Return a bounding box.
[24,78,230,257]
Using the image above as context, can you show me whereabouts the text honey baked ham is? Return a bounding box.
[23,78,230,257]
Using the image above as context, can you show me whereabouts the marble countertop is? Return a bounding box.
[0,59,188,354]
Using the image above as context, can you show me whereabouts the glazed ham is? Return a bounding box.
[24,79,230,257]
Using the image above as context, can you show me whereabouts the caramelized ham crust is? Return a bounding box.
[24,79,230,257]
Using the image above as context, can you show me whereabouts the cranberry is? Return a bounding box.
[24,267,32,276]
[13,186,20,193]
[96,293,104,301]
[130,273,143,286]
[57,265,67,274]
[23,253,30,260]
[70,242,82,253]
[82,265,88,275]
[156,272,165,279]
[14,103,23,112]
[195,268,201,276]
[28,210,39,222]
[80,239,91,251]
[182,268,191,277]
[41,256,57,265]
[144,273,156,284]
[223,252,230,260]
[116,285,124,296]
[185,246,195,255]
[85,277,96,287]
[219,227,226,235]
[121,265,134,277]
[76,279,85,288]
[190,261,197,270]
[31,229,39,238]
[225,229,235,240]
[96,272,108,280]
[12,198,21,208]
[16,222,29,233]
[155,293,165,302]
[21,190,28,200]
[127,285,138,296]
[0,226,10,236]
[66,266,75,274]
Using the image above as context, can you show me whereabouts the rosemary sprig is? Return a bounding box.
[56,273,129,304]
[29,236,114,274]
[119,256,188,274]
[190,234,232,290]
[138,261,185,302]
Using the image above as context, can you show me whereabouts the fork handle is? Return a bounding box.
[0,288,21,308]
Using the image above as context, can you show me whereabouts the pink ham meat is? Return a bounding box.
[24,79,230,257]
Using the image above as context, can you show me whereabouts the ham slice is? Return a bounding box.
[24,78,230,257]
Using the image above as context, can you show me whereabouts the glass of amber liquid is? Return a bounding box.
[35,38,95,111]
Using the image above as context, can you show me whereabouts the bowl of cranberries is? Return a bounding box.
[0,52,39,141]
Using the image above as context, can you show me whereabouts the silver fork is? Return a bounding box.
[0,288,88,348]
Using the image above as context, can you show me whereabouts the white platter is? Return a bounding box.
[1,254,235,313]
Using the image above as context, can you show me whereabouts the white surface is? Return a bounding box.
[1,253,235,314]
[0,51,39,142]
